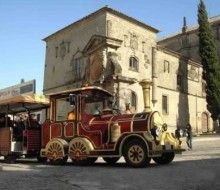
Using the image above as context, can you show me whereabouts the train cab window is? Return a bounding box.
[56,98,73,121]
[83,94,112,116]
[84,100,103,116]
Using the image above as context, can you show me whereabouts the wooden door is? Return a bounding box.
[201,112,208,133]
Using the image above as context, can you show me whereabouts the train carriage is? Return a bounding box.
[0,94,49,162]
[41,83,184,167]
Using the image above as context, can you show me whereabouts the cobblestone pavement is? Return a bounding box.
[1,135,220,190]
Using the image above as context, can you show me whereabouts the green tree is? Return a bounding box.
[198,0,220,120]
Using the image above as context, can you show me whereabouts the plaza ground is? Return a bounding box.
[1,135,220,190]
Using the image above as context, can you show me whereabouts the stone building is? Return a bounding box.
[158,16,220,62]
[43,7,213,134]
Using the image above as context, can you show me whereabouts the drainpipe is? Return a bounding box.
[139,79,152,112]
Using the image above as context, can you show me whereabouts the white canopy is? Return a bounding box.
[0,94,49,114]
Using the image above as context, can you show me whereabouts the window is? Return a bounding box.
[131,91,137,110]
[56,98,73,121]
[142,41,146,53]
[129,57,139,71]
[83,92,112,115]
[202,81,206,94]
[37,114,40,122]
[164,60,170,73]
[74,57,83,80]
[162,95,168,114]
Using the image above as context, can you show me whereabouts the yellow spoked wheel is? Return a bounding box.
[69,137,96,165]
[124,139,150,168]
[45,139,68,165]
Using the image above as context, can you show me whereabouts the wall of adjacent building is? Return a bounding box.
[155,49,213,133]
[43,12,107,94]
[158,17,220,63]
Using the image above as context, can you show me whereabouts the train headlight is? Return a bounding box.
[151,126,161,138]
[155,127,161,137]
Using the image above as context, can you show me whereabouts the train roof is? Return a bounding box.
[46,86,113,97]
[0,94,49,114]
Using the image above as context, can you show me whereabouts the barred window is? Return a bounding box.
[164,60,170,73]
[129,57,139,71]
[202,81,206,94]
[74,57,83,80]
[162,95,168,114]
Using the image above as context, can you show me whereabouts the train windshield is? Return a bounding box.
[83,93,113,116]
[56,97,73,121]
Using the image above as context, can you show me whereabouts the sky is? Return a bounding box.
[0,0,219,94]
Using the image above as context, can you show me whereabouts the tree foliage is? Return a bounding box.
[198,0,220,120]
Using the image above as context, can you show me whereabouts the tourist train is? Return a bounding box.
[0,81,183,167]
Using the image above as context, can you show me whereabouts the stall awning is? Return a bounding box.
[0,94,49,114]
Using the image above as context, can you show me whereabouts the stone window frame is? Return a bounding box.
[74,57,83,80]
[129,56,139,72]
[202,80,206,96]
[163,60,170,73]
[142,41,146,53]
[162,94,169,115]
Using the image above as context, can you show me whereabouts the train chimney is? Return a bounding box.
[139,79,152,112]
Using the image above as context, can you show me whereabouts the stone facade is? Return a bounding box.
[158,16,220,63]
[43,7,213,134]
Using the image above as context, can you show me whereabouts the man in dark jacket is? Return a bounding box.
[186,123,192,150]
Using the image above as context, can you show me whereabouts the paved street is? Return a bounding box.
[1,135,220,190]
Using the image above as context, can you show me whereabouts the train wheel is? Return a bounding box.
[153,152,175,165]
[45,139,68,165]
[124,139,150,168]
[69,137,94,165]
[103,157,120,165]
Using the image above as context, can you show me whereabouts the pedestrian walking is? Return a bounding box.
[186,123,192,150]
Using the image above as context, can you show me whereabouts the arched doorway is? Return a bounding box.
[201,112,209,133]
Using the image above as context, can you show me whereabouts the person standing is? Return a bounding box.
[186,123,192,150]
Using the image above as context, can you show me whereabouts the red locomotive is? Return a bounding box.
[40,83,183,167]
[0,94,49,162]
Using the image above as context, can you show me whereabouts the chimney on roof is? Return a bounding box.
[182,16,188,33]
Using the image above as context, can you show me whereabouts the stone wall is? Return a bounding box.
[155,49,212,133]
[43,13,106,94]
[158,16,220,63]
[42,8,213,134]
